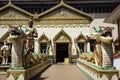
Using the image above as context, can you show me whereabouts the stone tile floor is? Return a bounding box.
[32,63,88,80]
[0,74,7,80]
[0,63,90,80]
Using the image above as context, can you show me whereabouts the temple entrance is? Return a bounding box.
[56,43,68,63]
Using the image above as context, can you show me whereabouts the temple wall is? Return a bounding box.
[34,27,90,54]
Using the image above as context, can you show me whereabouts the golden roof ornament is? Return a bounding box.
[60,0,65,4]
[8,0,12,4]
[61,0,64,3]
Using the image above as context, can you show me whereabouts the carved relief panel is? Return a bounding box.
[41,8,88,19]
[0,8,29,19]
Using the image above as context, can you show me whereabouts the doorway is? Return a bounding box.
[56,43,68,63]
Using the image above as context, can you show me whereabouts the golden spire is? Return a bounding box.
[8,0,12,4]
[61,0,64,4]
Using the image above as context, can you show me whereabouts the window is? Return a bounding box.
[78,43,84,53]
[40,43,47,54]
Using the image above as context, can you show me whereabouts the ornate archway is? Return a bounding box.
[75,32,87,54]
[53,29,72,63]
[38,33,50,54]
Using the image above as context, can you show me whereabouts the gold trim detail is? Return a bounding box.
[0,1,33,17]
[38,33,49,43]
[37,0,94,20]
[7,70,25,80]
[0,1,92,27]
[75,32,87,43]
[53,29,72,59]
[53,29,71,42]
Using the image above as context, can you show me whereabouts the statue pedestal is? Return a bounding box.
[7,61,50,80]
[0,64,10,74]
[7,69,26,80]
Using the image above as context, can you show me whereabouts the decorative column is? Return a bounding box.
[34,38,38,54]
[87,42,90,52]
[84,42,87,53]
[11,41,23,68]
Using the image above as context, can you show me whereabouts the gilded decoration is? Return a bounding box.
[0,1,33,25]
[35,19,90,25]
[75,32,87,43]
[7,70,25,80]
[38,0,93,20]
[0,0,93,27]
[0,1,33,17]
[0,9,30,19]
[53,29,72,58]
[38,33,49,43]
[40,8,89,19]
[36,0,93,26]
[53,29,71,43]
[38,33,50,54]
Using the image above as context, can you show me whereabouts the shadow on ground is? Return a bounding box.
[30,65,51,80]
[33,76,49,80]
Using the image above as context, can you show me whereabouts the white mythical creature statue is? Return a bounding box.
[92,26,114,67]
[0,18,38,69]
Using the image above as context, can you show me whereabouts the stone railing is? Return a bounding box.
[7,60,50,80]
[77,58,119,80]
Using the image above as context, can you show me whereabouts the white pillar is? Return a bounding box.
[34,38,38,54]
[11,41,23,68]
[84,43,87,52]
[72,42,76,55]
[87,42,90,52]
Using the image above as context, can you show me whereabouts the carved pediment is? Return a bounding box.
[76,32,87,43]
[38,1,93,21]
[0,1,33,20]
[0,1,33,25]
[37,1,93,25]
[0,8,30,19]
[53,29,71,42]
[38,33,49,43]
[40,8,88,20]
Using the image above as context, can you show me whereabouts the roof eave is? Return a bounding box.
[0,1,33,17]
[38,1,94,20]
[104,5,120,23]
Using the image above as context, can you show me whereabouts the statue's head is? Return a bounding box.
[99,26,114,37]
[9,25,21,36]
[8,25,26,43]
[28,16,33,28]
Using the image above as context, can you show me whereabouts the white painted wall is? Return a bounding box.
[114,58,120,78]
[35,27,90,54]
[0,13,118,55]
[114,58,120,70]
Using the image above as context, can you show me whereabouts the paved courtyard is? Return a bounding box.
[0,63,91,80]
[32,63,89,80]
[0,74,7,80]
